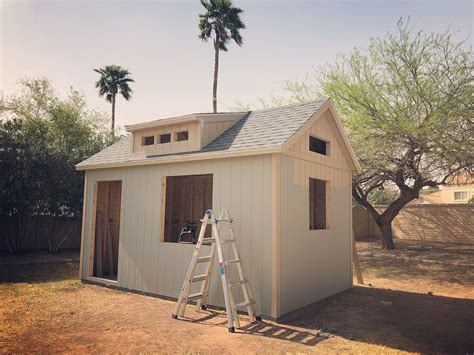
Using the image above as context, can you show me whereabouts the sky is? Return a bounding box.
[1,0,472,129]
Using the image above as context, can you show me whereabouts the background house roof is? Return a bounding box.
[76,99,329,169]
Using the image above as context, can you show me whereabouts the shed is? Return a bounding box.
[76,99,361,319]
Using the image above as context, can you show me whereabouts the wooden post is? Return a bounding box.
[352,229,364,285]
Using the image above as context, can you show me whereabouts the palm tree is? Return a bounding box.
[199,0,245,113]
[94,65,134,134]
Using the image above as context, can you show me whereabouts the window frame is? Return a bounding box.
[161,174,213,244]
[159,133,171,144]
[142,135,155,146]
[175,131,189,142]
[309,135,329,156]
[309,177,329,230]
[454,191,468,200]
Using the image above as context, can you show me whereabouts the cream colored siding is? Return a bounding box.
[288,110,353,170]
[201,120,239,147]
[279,154,352,315]
[132,121,201,155]
[278,108,354,316]
[81,155,273,316]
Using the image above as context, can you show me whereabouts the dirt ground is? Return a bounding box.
[1,239,473,353]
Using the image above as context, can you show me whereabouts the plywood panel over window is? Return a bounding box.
[164,174,213,243]
[309,178,327,230]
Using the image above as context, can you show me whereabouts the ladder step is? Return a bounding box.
[221,239,236,244]
[192,274,208,282]
[187,292,204,301]
[229,279,247,287]
[197,256,212,263]
[236,300,255,308]
[225,259,241,265]
[202,238,215,244]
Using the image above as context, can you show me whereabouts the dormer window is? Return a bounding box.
[142,135,155,146]
[309,136,328,156]
[176,131,189,142]
[159,133,171,144]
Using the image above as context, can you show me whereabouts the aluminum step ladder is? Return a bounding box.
[172,209,261,333]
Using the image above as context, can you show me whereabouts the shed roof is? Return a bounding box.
[76,99,359,171]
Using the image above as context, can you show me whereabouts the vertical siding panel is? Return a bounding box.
[127,168,140,290]
[219,158,232,306]
[230,157,243,303]
[261,156,272,315]
[142,166,154,292]
[149,165,160,294]
[117,170,129,287]
[210,159,222,306]
[253,156,264,312]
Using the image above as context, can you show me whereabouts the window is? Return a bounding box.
[454,191,468,200]
[142,135,155,146]
[159,133,171,144]
[309,136,328,156]
[309,178,327,230]
[176,131,189,142]
[163,174,213,243]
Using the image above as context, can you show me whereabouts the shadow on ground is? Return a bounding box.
[179,310,329,346]
[173,285,474,353]
[0,261,78,284]
[279,286,474,353]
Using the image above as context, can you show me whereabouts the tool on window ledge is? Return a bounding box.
[177,221,198,244]
[172,209,262,333]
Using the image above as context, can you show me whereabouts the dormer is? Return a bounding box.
[125,112,247,157]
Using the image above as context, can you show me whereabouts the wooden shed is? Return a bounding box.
[76,99,361,319]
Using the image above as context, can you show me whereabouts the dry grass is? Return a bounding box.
[1,239,473,353]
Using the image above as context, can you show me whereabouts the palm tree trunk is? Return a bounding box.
[111,93,116,136]
[213,36,220,113]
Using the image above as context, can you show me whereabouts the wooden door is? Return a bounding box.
[93,181,122,279]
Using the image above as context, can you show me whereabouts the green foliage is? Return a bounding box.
[94,64,134,133]
[367,188,398,205]
[320,19,472,191]
[237,18,472,249]
[0,78,114,252]
[94,65,134,102]
[199,0,245,51]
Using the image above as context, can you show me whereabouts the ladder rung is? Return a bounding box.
[192,274,208,282]
[225,259,241,265]
[202,238,215,244]
[221,239,236,244]
[236,300,255,308]
[187,292,204,301]
[229,279,247,287]
[197,256,212,263]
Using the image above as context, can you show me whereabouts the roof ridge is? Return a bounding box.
[249,98,329,114]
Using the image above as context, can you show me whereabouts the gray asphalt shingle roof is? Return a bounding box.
[77,99,328,169]
[203,99,327,152]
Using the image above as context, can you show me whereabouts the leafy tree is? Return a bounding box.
[199,0,245,113]
[0,78,113,253]
[94,65,134,135]
[238,19,473,249]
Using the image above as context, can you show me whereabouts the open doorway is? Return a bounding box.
[93,180,122,280]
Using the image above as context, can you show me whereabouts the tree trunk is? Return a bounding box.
[212,36,220,113]
[111,93,116,136]
[378,220,396,250]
